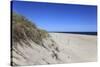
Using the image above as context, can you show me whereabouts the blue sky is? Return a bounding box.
[12,1,97,32]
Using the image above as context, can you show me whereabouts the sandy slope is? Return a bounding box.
[12,33,97,65]
[50,33,97,63]
[12,13,97,66]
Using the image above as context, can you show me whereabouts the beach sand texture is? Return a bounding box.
[50,33,97,63]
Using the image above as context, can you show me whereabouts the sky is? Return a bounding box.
[11,1,97,32]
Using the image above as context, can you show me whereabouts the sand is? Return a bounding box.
[12,33,97,65]
[50,33,97,63]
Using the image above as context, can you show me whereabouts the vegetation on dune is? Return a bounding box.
[12,12,49,44]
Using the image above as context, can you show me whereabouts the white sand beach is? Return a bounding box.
[50,33,97,63]
[12,33,97,65]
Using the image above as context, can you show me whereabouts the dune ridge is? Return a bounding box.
[11,13,97,66]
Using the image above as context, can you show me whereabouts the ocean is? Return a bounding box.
[49,32,97,35]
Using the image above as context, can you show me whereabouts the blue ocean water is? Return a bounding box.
[49,32,97,35]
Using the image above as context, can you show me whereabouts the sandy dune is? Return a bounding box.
[50,33,97,63]
[12,9,97,66]
[12,33,97,65]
